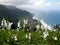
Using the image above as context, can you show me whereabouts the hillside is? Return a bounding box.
[0,4,41,29]
[0,5,33,23]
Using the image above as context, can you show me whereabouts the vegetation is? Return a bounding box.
[54,24,60,30]
[0,29,60,45]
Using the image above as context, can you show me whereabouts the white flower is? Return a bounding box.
[35,25,40,30]
[24,19,28,24]
[14,35,17,41]
[7,22,13,30]
[1,19,6,26]
[26,33,31,40]
[29,33,31,40]
[53,37,57,40]
[17,21,21,28]
[43,32,49,38]
[41,25,45,30]
[53,29,56,31]
[18,22,20,27]
[7,38,9,42]
[1,21,3,26]
[1,18,8,30]
[26,34,28,38]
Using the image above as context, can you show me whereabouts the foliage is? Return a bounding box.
[0,29,60,45]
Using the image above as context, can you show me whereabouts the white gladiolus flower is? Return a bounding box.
[18,22,20,28]
[26,33,31,40]
[1,18,7,30]
[29,33,31,40]
[17,21,21,30]
[24,19,28,24]
[35,24,40,31]
[53,29,56,31]
[43,32,49,38]
[23,19,28,28]
[4,22,7,28]
[1,21,3,26]
[53,37,57,40]
[14,35,17,41]
[41,25,45,30]
[26,34,28,38]
[7,22,13,30]
[7,38,9,42]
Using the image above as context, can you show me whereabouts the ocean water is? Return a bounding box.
[35,10,60,26]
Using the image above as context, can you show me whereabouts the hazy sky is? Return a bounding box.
[0,0,60,13]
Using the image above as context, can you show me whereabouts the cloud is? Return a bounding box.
[0,0,60,13]
[16,0,47,13]
[0,0,29,6]
[0,0,8,1]
[0,0,49,9]
[16,0,52,13]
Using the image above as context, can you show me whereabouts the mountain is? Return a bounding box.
[0,4,41,29]
[0,4,33,24]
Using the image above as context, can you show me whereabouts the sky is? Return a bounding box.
[0,0,60,13]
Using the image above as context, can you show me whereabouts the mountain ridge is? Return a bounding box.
[0,4,33,23]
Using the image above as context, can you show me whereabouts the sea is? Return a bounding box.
[33,10,60,26]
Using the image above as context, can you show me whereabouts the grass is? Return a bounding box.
[0,29,60,45]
